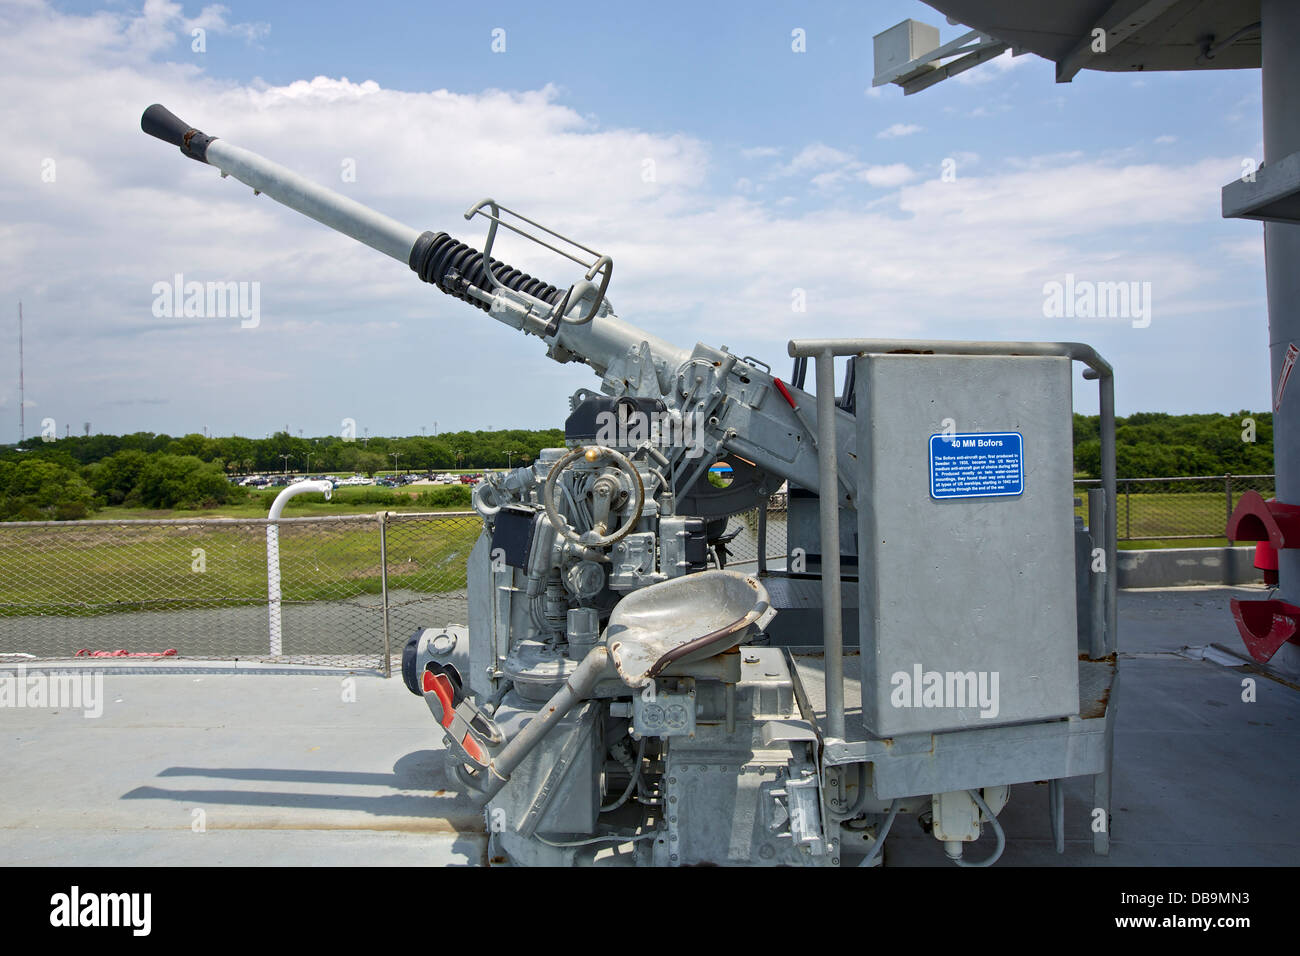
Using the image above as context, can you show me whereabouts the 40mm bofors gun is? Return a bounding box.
[142,104,1120,867]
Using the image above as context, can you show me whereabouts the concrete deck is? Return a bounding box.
[1,585,1296,866]
[883,584,1300,866]
[0,664,485,865]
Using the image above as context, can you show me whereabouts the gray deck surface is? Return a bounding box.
[860,585,1299,866]
[1,585,1295,866]
[0,664,485,865]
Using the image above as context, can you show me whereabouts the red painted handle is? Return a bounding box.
[773,377,798,409]
[422,671,456,728]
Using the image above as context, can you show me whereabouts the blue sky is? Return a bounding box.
[0,0,1271,441]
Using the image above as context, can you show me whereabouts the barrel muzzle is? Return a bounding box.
[141,104,215,163]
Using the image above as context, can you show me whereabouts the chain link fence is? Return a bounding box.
[0,512,482,671]
[1073,473,1275,542]
[737,477,1270,555]
[721,492,789,572]
[0,499,791,670]
[382,513,481,658]
[1,476,1253,671]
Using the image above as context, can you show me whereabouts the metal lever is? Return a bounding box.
[421,662,503,774]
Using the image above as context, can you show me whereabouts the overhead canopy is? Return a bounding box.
[922,0,1260,80]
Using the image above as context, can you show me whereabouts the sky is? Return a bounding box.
[0,0,1272,442]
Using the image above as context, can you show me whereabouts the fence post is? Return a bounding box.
[379,511,391,678]
[1124,480,1131,541]
[1224,473,1234,542]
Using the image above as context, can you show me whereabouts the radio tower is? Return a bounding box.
[17,301,23,445]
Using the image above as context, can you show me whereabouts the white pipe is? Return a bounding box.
[267,480,333,656]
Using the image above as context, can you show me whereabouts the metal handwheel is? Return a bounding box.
[543,445,645,548]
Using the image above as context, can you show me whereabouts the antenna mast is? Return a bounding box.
[17,301,23,445]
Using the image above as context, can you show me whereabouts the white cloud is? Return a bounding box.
[810,170,848,190]
[877,122,922,139]
[125,0,268,54]
[954,47,1031,85]
[777,142,854,175]
[0,1,1272,436]
[1218,234,1264,264]
[772,144,918,191]
[896,156,1228,230]
[857,164,916,187]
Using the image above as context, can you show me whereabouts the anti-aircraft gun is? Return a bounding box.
[142,105,1120,867]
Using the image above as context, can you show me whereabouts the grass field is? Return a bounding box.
[1118,537,1233,550]
[1074,484,1272,545]
[0,512,483,618]
[0,485,1264,623]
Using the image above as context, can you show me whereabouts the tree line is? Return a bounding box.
[0,412,1276,520]
[1071,411,1272,479]
[1,427,556,520]
[5,428,565,476]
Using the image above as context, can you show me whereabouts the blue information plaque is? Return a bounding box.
[929,432,1024,500]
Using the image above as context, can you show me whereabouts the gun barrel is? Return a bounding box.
[139,105,841,510]
[141,104,572,320]
[141,104,421,264]
[209,140,422,263]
